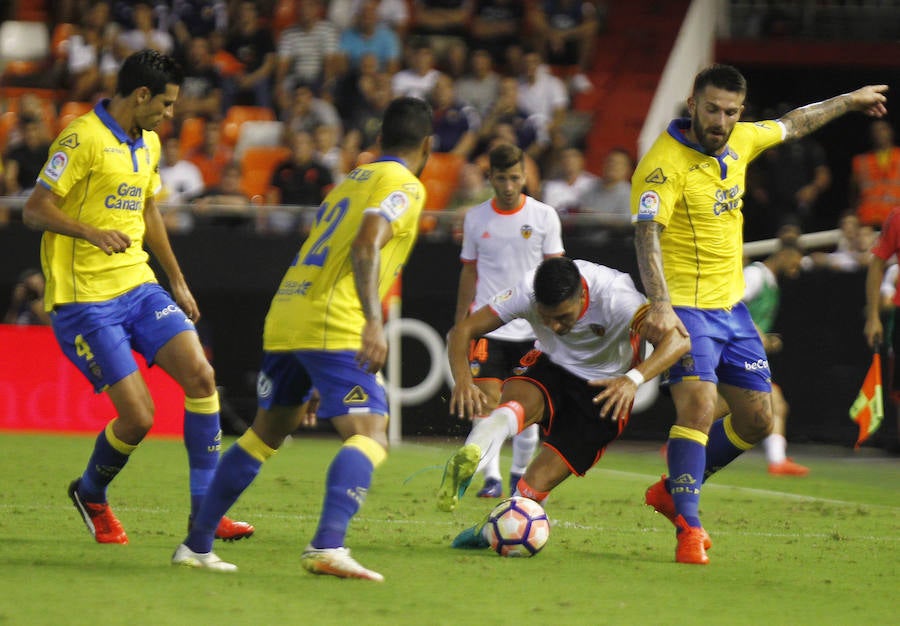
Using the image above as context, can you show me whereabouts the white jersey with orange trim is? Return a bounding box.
[488,260,646,381]
[460,194,564,341]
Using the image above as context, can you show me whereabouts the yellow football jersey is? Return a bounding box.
[37,101,161,310]
[263,158,426,351]
[631,119,784,308]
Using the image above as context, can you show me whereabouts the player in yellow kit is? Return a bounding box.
[632,64,887,564]
[173,96,434,579]
[22,50,252,545]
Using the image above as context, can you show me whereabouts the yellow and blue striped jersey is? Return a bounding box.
[631,119,784,308]
[37,100,161,310]
[263,157,426,351]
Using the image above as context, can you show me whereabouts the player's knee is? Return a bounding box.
[180,359,216,397]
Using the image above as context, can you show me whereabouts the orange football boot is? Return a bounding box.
[645,475,711,550]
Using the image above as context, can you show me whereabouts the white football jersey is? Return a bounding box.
[488,260,646,381]
[461,195,564,341]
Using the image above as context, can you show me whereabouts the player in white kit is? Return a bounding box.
[437,257,691,515]
[453,142,564,499]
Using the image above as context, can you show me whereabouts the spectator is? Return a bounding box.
[159,135,205,233]
[455,48,501,118]
[540,147,597,217]
[391,38,442,100]
[745,103,831,237]
[446,162,494,242]
[409,0,473,64]
[517,48,569,157]
[585,147,633,220]
[529,0,600,93]
[4,268,51,326]
[176,36,224,124]
[116,1,175,57]
[345,72,393,152]
[476,75,540,156]
[191,161,253,229]
[186,117,234,188]
[430,73,480,158]
[808,211,876,272]
[313,123,347,184]
[329,0,410,37]
[469,0,527,73]
[276,0,342,110]
[66,0,121,102]
[338,0,402,74]
[283,82,343,136]
[265,130,334,234]
[161,0,229,57]
[851,119,900,228]
[4,115,51,197]
[224,1,277,109]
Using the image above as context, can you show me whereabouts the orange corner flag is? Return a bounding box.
[849,353,884,449]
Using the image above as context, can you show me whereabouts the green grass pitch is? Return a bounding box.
[0,432,896,626]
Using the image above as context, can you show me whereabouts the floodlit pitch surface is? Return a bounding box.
[0,434,896,625]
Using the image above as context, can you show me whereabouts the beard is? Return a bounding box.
[692,114,730,154]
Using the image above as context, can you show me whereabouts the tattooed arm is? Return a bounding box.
[780,85,888,141]
[633,221,688,343]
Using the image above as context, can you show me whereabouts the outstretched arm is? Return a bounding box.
[864,255,887,350]
[780,85,888,141]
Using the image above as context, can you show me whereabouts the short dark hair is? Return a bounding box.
[380,97,433,153]
[116,49,183,97]
[488,143,523,172]
[534,257,581,307]
[692,64,746,97]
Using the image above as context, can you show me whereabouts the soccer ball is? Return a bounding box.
[484,496,550,557]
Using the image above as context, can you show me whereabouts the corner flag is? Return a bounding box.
[849,353,884,449]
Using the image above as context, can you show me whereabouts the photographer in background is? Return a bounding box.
[4,268,50,326]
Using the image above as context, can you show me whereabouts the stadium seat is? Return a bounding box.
[178,117,206,158]
[51,23,75,62]
[240,146,291,199]
[222,106,276,147]
[57,101,94,132]
[5,92,58,136]
[234,120,286,160]
[419,152,464,211]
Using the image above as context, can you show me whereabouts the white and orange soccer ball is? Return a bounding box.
[484,496,550,557]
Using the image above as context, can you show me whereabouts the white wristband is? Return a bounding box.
[624,368,645,387]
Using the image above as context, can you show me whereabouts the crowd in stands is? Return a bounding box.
[0,0,898,251]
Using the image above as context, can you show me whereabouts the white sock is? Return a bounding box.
[466,406,519,475]
[510,423,539,475]
[480,422,502,481]
[764,433,787,464]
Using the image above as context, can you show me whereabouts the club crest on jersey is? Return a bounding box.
[469,361,481,376]
[520,224,533,239]
[512,364,529,375]
[589,324,606,336]
[44,151,68,181]
[679,355,695,373]
[637,190,660,220]
[344,385,369,404]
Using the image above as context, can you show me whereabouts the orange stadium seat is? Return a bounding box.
[419,152,464,211]
[0,111,18,151]
[51,23,75,62]
[179,117,206,157]
[240,145,291,199]
[222,105,276,146]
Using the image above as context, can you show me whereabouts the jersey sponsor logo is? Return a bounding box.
[59,133,79,149]
[257,372,273,399]
[344,385,369,404]
[520,224,533,239]
[491,288,514,305]
[104,147,126,154]
[105,182,145,211]
[277,279,313,296]
[637,190,660,219]
[380,190,409,220]
[713,185,741,215]
[44,151,68,181]
[644,167,667,184]
[744,358,769,371]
